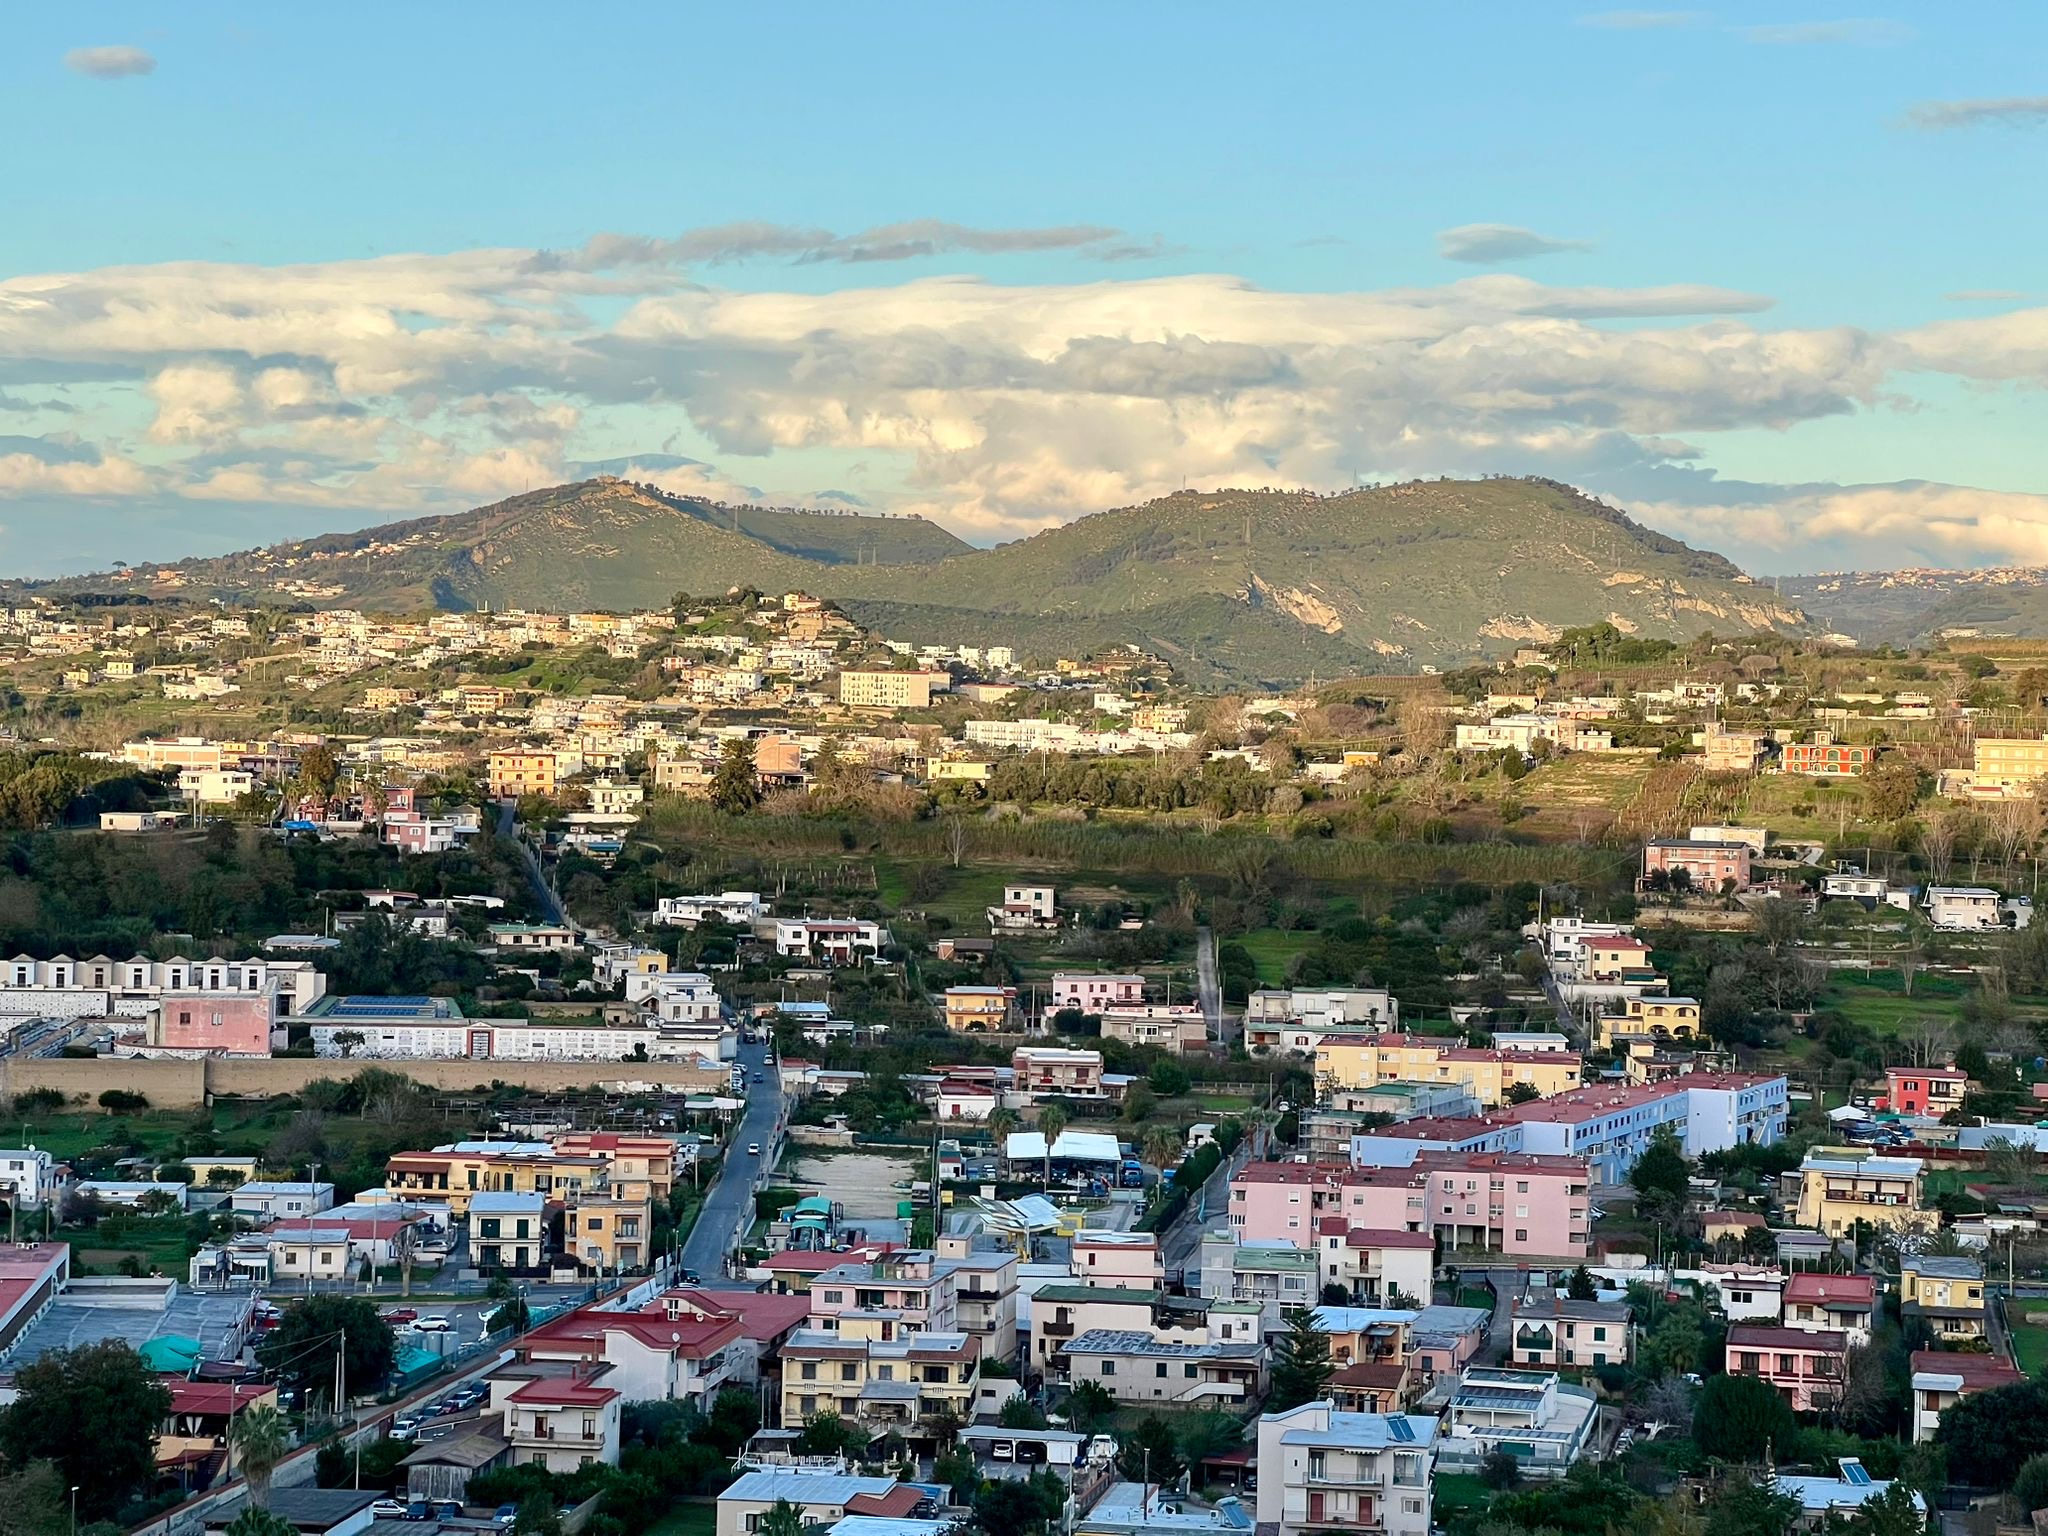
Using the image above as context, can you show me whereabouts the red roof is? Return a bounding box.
[1910,1349,2023,1390]
[645,1287,810,1343]
[846,1488,927,1518]
[521,1303,742,1360]
[1782,1273,1876,1307]
[1311,1218,1435,1249]
[1728,1324,1847,1352]
[0,1243,69,1324]
[164,1381,274,1416]
[757,1243,901,1273]
[509,1376,620,1407]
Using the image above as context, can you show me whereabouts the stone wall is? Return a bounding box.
[0,1055,726,1108]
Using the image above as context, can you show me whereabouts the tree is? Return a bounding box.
[1479,1449,1522,1490]
[1115,1415,1185,1486]
[2015,1453,2048,1512]
[514,1491,561,1536]
[1267,1306,1336,1410]
[1630,1126,1691,1229]
[297,743,340,804]
[0,1461,70,1536]
[795,1409,868,1460]
[1173,1411,1241,1471]
[0,1341,172,1519]
[997,1395,1048,1430]
[704,1385,762,1457]
[935,1444,981,1503]
[971,1472,1066,1536]
[1063,1380,1116,1434]
[1036,1103,1068,1190]
[1692,1372,1796,1463]
[1566,1265,1598,1301]
[256,1295,395,1402]
[1640,1306,1706,1379]
[231,1403,291,1506]
[487,1296,531,1333]
[1141,1126,1182,1178]
[1702,1481,1802,1536]
[1936,1379,2048,1488]
[1864,758,1926,822]
[224,1510,297,1536]
[710,739,762,815]
[757,1500,806,1536]
[1855,1480,1930,1536]
[1506,1080,1543,1104]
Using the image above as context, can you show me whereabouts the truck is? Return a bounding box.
[1119,1158,1145,1188]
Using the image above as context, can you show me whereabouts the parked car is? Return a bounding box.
[411,1315,451,1333]
[370,1501,409,1520]
[432,1503,462,1520]
[389,1416,422,1440]
[747,1143,761,1156]
[404,1503,433,1522]
[451,1386,486,1409]
[381,1308,419,1325]
[494,1506,519,1527]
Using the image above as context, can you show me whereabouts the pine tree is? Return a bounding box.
[1267,1306,1336,1410]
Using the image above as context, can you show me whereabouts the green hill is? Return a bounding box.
[22,475,1808,682]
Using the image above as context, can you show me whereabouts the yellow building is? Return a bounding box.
[1795,1149,1932,1238]
[1314,1034,1581,1107]
[1973,736,2048,793]
[488,748,559,799]
[943,986,1016,1033]
[838,670,934,710]
[1595,996,1702,1051]
[550,1133,678,1203]
[385,1145,608,1218]
[780,1314,979,1434]
[564,1191,653,1274]
[1901,1255,1987,1341]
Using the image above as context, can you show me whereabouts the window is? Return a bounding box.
[1100,1361,1115,1376]
[1515,1229,1528,1242]
[1155,1363,1168,1378]
[800,1363,817,1381]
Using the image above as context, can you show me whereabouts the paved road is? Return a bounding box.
[682,1037,784,1284]
[1196,926,1221,1044]
[496,801,569,928]
[1160,1141,1253,1278]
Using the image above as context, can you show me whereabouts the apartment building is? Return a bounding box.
[1901,1255,1987,1341]
[0,954,326,1017]
[1313,1034,1583,1107]
[1098,1004,1207,1053]
[942,986,1017,1033]
[1580,935,1658,984]
[1029,1284,1213,1372]
[1314,1223,1436,1307]
[1780,735,1872,777]
[1048,973,1145,1011]
[500,1372,622,1472]
[564,1191,652,1274]
[1254,1401,1436,1536]
[1011,1046,1104,1100]
[471,1191,551,1273]
[1972,734,2048,794]
[1883,1066,1967,1116]
[772,918,891,963]
[1060,1324,1264,1406]
[934,1233,1019,1365]
[1069,1231,1164,1289]
[838,670,935,710]
[1196,1239,1318,1325]
[517,1303,743,1409]
[1510,1297,1633,1370]
[1438,1367,1601,1479]
[1229,1154,1594,1259]
[780,1319,979,1434]
[1910,1350,2023,1443]
[1725,1324,1845,1411]
[808,1250,965,1335]
[1594,996,1701,1051]
[1643,839,1752,891]
[1780,1273,1876,1346]
[488,748,561,799]
[1794,1150,1932,1237]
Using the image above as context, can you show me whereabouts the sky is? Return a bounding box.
[4,4,2048,577]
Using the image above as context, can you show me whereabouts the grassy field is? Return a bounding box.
[1235,927,1318,985]
[644,1504,716,1536]
[2010,1322,2048,1376]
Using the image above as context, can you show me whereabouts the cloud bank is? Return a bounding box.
[1436,224,1594,263]
[1,220,2045,573]
[64,45,156,78]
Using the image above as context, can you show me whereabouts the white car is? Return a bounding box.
[747,1143,761,1156]
[370,1501,409,1520]
[411,1315,452,1333]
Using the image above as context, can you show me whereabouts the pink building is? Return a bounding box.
[1726,1323,1845,1411]
[1229,1152,1592,1259]
[1048,973,1145,1011]
[1643,839,1752,892]
[148,992,275,1056]
[1581,936,1656,983]
[1070,1230,1164,1288]
[807,1250,961,1333]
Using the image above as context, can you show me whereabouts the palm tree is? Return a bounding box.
[230,1403,290,1507]
[1142,1126,1182,1184]
[758,1499,807,1536]
[987,1106,1018,1161]
[1037,1103,1069,1191]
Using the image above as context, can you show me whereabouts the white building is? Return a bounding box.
[0,1147,60,1207]
[1254,1400,1437,1536]
[772,919,890,963]
[1926,886,2006,931]
[653,892,766,928]
[0,954,325,1018]
[229,1181,337,1222]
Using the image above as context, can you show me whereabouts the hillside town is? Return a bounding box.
[8,601,2048,1536]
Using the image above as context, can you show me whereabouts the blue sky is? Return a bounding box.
[3,3,2046,575]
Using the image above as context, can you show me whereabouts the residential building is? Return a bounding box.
[808,1249,965,1334]
[934,1233,1019,1366]
[1048,974,1145,1012]
[1254,1400,1437,1536]
[1070,1231,1164,1289]
[1243,987,1399,1052]
[500,1371,622,1472]
[1701,723,1767,772]
[1313,1223,1436,1307]
[772,918,890,963]
[653,891,765,928]
[1900,1255,1987,1341]
[564,1191,652,1274]
[1011,1046,1104,1100]
[987,884,1058,932]
[1229,1153,1594,1260]
[1925,886,2005,931]
[1579,935,1658,984]
[471,1191,550,1273]
[1882,1066,1967,1117]
[1029,1284,1214,1372]
[1773,1460,1924,1529]
[1314,1034,1584,1107]
[839,671,934,710]
[229,1180,337,1222]
[1059,1323,1264,1406]
[779,1319,979,1435]
[1437,1366,1600,1479]
[515,1302,743,1409]
[1510,1297,1633,1369]
[1494,1073,1789,1184]
[1794,1151,1931,1237]
[1643,839,1752,892]
[0,954,326,1016]
[1725,1324,1845,1411]
[942,986,1016,1033]
[716,1472,913,1536]
[1593,996,1700,1052]
[1909,1350,2023,1443]
[149,992,277,1057]
[1779,735,1872,777]
[0,1148,59,1208]
[488,749,560,800]
[488,923,580,951]
[1971,734,2048,795]
[1097,1004,1208,1053]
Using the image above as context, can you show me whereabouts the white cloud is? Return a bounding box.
[1906,96,2048,131]
[0,227,2037,566]
[1437,224,1594,264]
[1639,482,2048,570]
[64,45,155,79]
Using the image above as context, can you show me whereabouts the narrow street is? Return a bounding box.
[681,1038,785,1285]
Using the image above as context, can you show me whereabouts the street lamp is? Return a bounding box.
[69,1486,78,1536]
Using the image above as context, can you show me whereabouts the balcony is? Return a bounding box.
[516,1424,605,1446]
[1040,1320,1075,1337]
